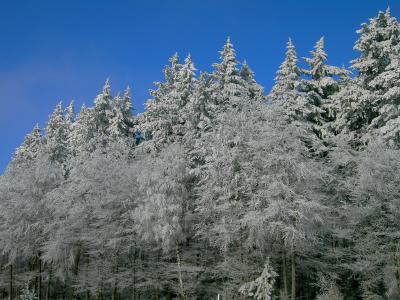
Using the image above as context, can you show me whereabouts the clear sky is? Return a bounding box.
[0,0,396,173]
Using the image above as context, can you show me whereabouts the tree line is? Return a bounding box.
[1,8,400,300]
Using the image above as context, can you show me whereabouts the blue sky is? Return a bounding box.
[0,0,396,173]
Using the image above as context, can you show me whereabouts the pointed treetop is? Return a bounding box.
[32,123,41,134]
[94,79,113,110]
[13,123,43,163]
[316,36,325,49]
[303,36,329,80]
[47,102,63,125]
[213,36,239,79]
[240,60,255,81]
[162,53,181,86]
[352,8,400,84]
[46,102,66,135]
[103,78,111,96]
[170,52,179,62]
[220,36,236,60]
[123,86,132,100]
[182,53,196,73]
[184,53,192,64]
[168,52,180,72]
[54,101,63,113]
[268,38,301,101]
[276,38,300,81]
[226,36,232,46]
[65,100,75,123]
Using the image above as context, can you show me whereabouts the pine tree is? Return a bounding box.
[12,124,43,166]
[139,53,197,148]
[187,72,213,132]
[94,79,113,137]
[301,37,349,138]
[139,53,182,147]
[45,102,70,164]
[333,9,400,147]
[65,100,75,125]
[240,60,264,102]
[239,258,277,300]
[173,54,197,137]
[69,104,95,156]
[268,39,315,129]
[269,38,301,102]
[211,37,247,109]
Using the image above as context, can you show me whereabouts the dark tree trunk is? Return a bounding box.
[38,252,42,300]
[291,252,296,300]
[9,264,13,300]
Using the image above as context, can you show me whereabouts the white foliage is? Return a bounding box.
[238,258,277,300]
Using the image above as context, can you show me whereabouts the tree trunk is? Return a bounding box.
[112,253,119,300]
[291,252,296,300]
[132,246,136,300]
[85,254,90,300]
[112,284,117,300]
[46,264,51,300]
[175,243,186,300]
[38,252,42,300]
[282,250,288,299]
[9,264,13,300]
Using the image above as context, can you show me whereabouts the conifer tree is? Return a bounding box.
[301,37,349,138]
[139,53,182,147]
[93,79,113,137]
[187,72,212,132]
[334,8,400,146]
[65,100,75,126]
[69,104,95,156]
[211,37,247,109]
[45,102,70,164]
[12,124,43,166]
[268,38,314,128]
[269,38,301,102]
[240,60,264,102]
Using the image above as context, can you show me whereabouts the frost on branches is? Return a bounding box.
[1,8,400,300]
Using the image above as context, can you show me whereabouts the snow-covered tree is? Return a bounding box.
[268,39,316,141]
[269,38,301,102]
[93,78,113,136]
[301,37,349,139]
[139,53,183,147]
[239,258,277,300]
[350,140,400,298]
[11,124,43,166]
[211,37,248,109]
[2,18,400,299]
[107,88,135,144]
[240,60,264,102]
[186,72,213,132]
[19,282,38,300]
[45,102,70,164]
[69,104,95,156]
[333,9,400,147]
[132,143,199,298]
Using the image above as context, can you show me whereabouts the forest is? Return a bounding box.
[1,8,400,300]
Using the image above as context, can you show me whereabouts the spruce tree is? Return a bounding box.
[240,60,264,102]
[269,38,301,102]
[334,8,400,147]
[301,37,349,139]
[45,102,70,164]
[93,79,113,138]
[12,124,43,166]
[211,37,247,110]
[139,53,182,147]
